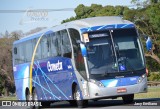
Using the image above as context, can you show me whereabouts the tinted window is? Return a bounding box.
[41,35,51,58]
[25,40,33,62]
[55,32,62,56]
[34,38,42,60]
[61,30,72,58]
[69,28,87,79]
[51,33,59,57]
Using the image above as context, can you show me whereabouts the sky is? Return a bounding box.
[0,0,133,34]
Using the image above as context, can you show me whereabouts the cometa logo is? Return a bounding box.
[47,60,63,72]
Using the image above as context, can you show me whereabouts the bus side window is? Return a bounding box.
[33,38,42,60]
[14,47,17,54]
[41,35,51,58]
[69,28,87,80]
[51,33,59,57]
[17,43,25,64]
[14,44,26,64]
[55,32,62,56]
[25,40,33,62]
[61,30,72,58]
[13,46,18,65]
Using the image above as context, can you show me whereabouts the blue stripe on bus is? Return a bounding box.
[80,24,135,33]
[100,76,139,87]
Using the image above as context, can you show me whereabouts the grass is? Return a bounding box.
[0,96,17,100]
[0,87,159,100]
[135,86,160,99]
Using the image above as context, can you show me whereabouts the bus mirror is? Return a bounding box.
[80,43,87,57]
[146,37,152,51]
[77,40,87,57]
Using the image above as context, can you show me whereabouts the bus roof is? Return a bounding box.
[13,29,53,45]
[66,16,133,28]
[13,16,134,45]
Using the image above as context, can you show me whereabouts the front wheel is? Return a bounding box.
[122,94,134,104]
[73,85,88,108]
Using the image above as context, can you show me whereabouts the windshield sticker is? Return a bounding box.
[83,33,90,43]
[119,65,126,71]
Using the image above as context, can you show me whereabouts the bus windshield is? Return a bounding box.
[86,28,145,75]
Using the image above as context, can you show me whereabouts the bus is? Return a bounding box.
[12,16,151,107]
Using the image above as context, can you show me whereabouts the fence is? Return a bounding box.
[148,81,160,86]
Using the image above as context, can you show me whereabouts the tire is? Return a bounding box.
[26,90,31,101]
[73,85,88,108]
[32,89,39,109]
[122,94,134,104]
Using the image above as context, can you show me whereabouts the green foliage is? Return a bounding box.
[62,1,160,74]
[146,57,160,72]
[62,4,126,23]
[148,72,160,81]
[0,76,3,95]
[146,3,160,33]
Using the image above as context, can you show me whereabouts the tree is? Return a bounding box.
[4,30,9,38]
[25,27,46,35]
[11,30,24,40]
[0,37,16,96]
[62,2,160,72]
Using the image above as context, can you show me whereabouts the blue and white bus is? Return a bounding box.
[12,16,151,107]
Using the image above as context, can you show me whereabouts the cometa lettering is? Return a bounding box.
[47,60,63,72]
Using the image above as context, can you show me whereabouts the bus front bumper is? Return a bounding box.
[86,77,147,99]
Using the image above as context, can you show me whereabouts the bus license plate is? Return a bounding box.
[117,88,127,93]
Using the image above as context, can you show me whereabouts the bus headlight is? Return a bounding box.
[89,79,104,87]
[137,74,146,83]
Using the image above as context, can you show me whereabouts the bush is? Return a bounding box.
[148,72,160,81]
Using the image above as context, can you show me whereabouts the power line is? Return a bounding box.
[0,8,75,13]
[0,4,144,13]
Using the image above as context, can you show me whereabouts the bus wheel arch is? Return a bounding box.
[71,82,88,108]
[72,82,77,99]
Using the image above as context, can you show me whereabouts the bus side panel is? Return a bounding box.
[13,63,30,100]
[32,57,78,101]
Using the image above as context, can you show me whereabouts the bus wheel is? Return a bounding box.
[32,88,39,109]
[32,88,38,101]
[122,94,134,104]
[73,85,88,108]
[26,89,31,101]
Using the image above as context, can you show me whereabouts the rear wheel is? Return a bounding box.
[122,94,134,104]
[32,88,39,109]
[26,89,31,101]
[73,85,88,108]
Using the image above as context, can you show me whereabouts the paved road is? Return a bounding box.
[49,98,160,109]
[1,98,159,109]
